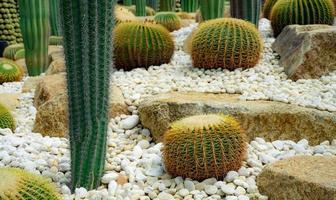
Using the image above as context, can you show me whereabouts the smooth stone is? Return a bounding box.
[121,115,139,130]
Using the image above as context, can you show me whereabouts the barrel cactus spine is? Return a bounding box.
[136,0,146,16]
[0,167,61,200]
[160,0,176,11]
[3,43,24,60]
[60,0,115,190]
[263,0,278,19]
[0,102,15,131]
[0,58,23,84]
[181,0,199,12]
[154,12,181,31]
[230,0,262,26]
[270,0,335,37]
[113,21,174,70]
[199,0,225,21]
[49,0,62,36]
[163,114,248,180]
[18,0,50,76]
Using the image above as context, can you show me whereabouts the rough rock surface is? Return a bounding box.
[46,59,65,75]
[0,93,19,111]
[22,77,42,93]
[138,92,336,144]
[257,156,336,200]
[273,25,336,80]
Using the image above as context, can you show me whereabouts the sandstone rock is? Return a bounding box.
[138,92,336,144]
[0,93,19,111]
[272,25,336,80]
[257,156,336,200]
[22,76,42,93]
[46,59,65,75]
[48,45,64,61]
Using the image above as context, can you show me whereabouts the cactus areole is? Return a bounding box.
[60,0,115,190]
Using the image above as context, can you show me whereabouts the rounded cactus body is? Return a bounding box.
[270,0,335,36]
[0,167,61,200]
[163,114,247,180]
[127,5,156,16]
[191,18,263,70]
[115,5,138,24]
[113,22,174,70]
[0,58,23,84]
[154,12,181,32]
[13,48,25,60]
[263,0,278,19]
[0,103,15,131]
[49,36,63,46]
[3,43,24,60]
[0,0,22,44]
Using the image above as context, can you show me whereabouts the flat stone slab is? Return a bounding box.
[138,92,336,144]
[257,156,336,200]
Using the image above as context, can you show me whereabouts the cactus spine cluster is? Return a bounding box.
[136,0,146,16]
[163,114,247,180]
[191,18,263,70]
[160,0,176,11]
[230,0,262,26]
[263,0,278,19]
[114,22,174,70]
[181,0,199,12]
[0,0,22,45]
[0,102,15,131]
[0,168,61,200]
[49,0,62,36]
[3,43,24,60]
[60,0,115,190]
[270,0,335,36]
[154,12,182,31]
[0,58,23,84]
[199,0,225,21]
[18,0,50,76]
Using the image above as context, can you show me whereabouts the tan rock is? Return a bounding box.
[116,175,128,185]
[272,25,336,80]
[257,156,336,200]
[46,59,65,75]
[21,76,42,93]
[0,93,19,111]
[138,92,336,144]
[48,45,64,61]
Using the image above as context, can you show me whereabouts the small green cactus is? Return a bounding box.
[163,114,248,180]
[263,0,278,19]
[0,168,61,200]
[49,36,63,46]
[113,21,174,70]
[154,12,181,32]
[270,0,335,36]
[0,103,15,131]
[3,43,24,60]
[191,18,263,70]
[14,48,25,60]
[0,58,23,84]
[0,0,22,44]
[127,5,156,16]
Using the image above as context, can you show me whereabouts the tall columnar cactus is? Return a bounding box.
[230,0,262,26]
[191,18,263,70]
[114,22,174,70]
[136,0,146,16]
[0,168,61,200]
[154,12,182,31]
[124,0,132,6]
[0,0,22,44]
[0,102,15,130]
[199,0,225,21]
[163,114,247,180]
[181,0,199,12]
[49,0,62,36]
[160,0,176,11]
[270,0,335,36]
[60,0,115,190]
[147,0,158,11]
[263,0,278,19]
[18,0,50,76]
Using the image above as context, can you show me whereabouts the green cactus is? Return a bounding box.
[191,18,263,70]
[163,114,247,180]
[115,5,138,24]
[14,48,24,60]
[230,0,262,26]
[124,0,132,6]
[181,0,199,12]
[127,5,156,16]
[0,102,15,131]
[113,21,174,71]
[49,36,63,46]
[160,0,176,11]
[3,43,24,60]
[199,0,225,21]
[60,0,115,190]
[154,12,181,31]
[18,0,50,76]
[270,0,335,36]
[0,168,61,200]
[136,0,146,16]
[0,0,22,44]
[0,58,23,84]
[147,0,158,11]
[263,0,278,19]
[49,0,62,36]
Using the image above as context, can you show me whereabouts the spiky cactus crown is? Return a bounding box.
[270,0,335,36]
[0,168,61,200]
[0,103,15,131]
[113,21,174,70]
[263,0,278,19]
[0,58,23,84]
[154,12,182,32]
[3,43,24,60]
[163,114,248,180]
[191,18,263,70]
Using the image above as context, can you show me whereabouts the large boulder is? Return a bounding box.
[45,59,65,75]
[22,76,42,93]
[272,25,336,81]
[257,156,336,200]
[138,92,336,144]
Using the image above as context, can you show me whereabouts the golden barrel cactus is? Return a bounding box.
[0,103,15,131]
[191,18,263,70]
[0,58,23,84]
[163,114,247,180]
[154,12,182,32]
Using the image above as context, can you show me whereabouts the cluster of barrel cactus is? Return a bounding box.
[0,0,22,44]
[0,58,23,84]
[263,0,278,19]
[0,168,61,200]
[154,12,181,31]
[0,102,15,130]
[2,43,23,60]
[163,114,247,180]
